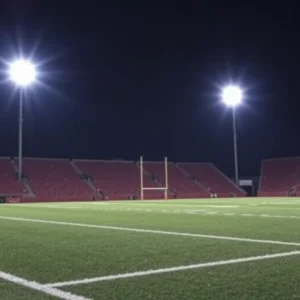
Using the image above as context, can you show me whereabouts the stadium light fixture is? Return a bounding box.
[8,59,37,181]
[9,59,37,87]
[221,85,243,186]
[222,85,243,107]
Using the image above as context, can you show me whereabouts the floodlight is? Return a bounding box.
[9,59,36,87]
[222,85,243,107]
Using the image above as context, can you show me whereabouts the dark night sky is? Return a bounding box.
[0,0,299,177]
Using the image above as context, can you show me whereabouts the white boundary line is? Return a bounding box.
[1,215,300,247]
[0,270,92,300]
[7,204,300,220]
[45,250,300,288]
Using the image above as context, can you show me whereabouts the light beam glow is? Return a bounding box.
[9,59,37,87]
[222,85,243,107]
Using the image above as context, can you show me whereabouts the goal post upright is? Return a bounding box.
[140,156,169,200]
[140,156,144,200]
[164,156,168,200]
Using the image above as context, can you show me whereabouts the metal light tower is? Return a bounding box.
[222,85,243,186]
[9,59,37,181]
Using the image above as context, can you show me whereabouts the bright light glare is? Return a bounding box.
[9,59,37,86]
[222,85,243,107]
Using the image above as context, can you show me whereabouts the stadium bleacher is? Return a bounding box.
[142,161,209,198]
[258,157,300,196]
[0,157,245,201]
[0,157,24,195]
[20,158,94,201]
[178,162,245,197]
[74,160,160,200]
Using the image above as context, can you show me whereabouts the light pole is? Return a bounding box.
[9,59,37,181]
[222,85,243,186]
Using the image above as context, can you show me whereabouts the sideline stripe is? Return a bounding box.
[7,203,300,220]
[0,271,92,300]
[1,215,300,247]
[46,250,300,288]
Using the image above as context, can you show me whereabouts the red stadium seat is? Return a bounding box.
[74,160,157,200]
[141,161,209,198]
[259,157,300,196]
[21,158,94,200]
[178,162,245,197]
[0,157,23,195]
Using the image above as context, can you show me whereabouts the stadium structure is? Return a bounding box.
[0,156,247,203]
[0,155,299,203]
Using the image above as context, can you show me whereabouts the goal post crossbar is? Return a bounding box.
[142,187,167,191]
[140,156,169,200]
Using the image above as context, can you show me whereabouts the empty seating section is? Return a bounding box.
[0,158,24,194]
[0,157,247,201]
[143,162,208,198]
[178,163,245,197]
[74,160,147,200]
[22,159,92,200]
[259,158,300,196]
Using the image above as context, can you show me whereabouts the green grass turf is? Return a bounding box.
[64,255,300,300]
[0,281,55,300]
[1,198,300,299]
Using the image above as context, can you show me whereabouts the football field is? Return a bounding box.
[1,198,300,299]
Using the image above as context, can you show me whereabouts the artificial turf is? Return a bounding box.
[1,198,300,299]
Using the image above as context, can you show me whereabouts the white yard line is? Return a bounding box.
[262,214,300,219]
[6,204,300,220]
[0,270,92,300]
[4,203,300,219]
[238,213,300,219]
[45,250,300,288]
[261,201,300,205]
[4,202,300,221]
[1,215,300,247]
[3,204,83,209]
[198,205,240,208]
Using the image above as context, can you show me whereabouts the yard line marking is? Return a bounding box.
[235,213,300,220]
[199,205,240,208]
[185,209,207,212]
[1,216,300,247]
[3,204,85,210]
[258,214,300,219]
[6,204,300,219]
[260,202,300,205]
[0,270,92,300]
[186,211,198,214]
[46,250,300,288]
